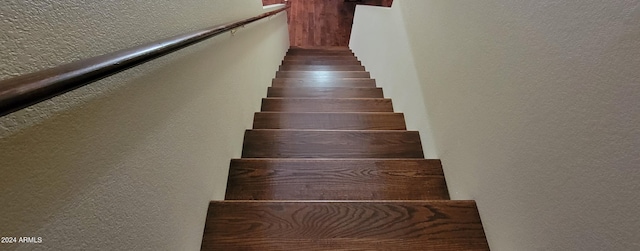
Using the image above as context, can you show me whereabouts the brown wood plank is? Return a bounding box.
[226,159,448,200]
[272,78,376,88]
[281,60,362,65]
[286,0,357,47]
[253,112,406,130]
[284,55,359,61]
[276,71,370,78]
[279,65,365,71]
[287,51,354,56]
[289,46,351,51]
[241,130,424,158]
[267,87,382,98]
[261,98,393,112]
[201,201,489,250]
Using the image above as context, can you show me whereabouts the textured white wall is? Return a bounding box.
[352,0,640,250]
[0,0,289,250]
[349,5,438,158]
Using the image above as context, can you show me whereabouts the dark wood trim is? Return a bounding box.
[0,6,289,117]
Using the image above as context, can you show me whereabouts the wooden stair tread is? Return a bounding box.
[253,112,406,130]
[272,78,376,88]
[289,46,351,51]
[261,98,393,112]
[226,159,449,200]
[284,55,359,60]
[279,65,365,71]
[201,201,489,250]
[276,71,370,78]
[281,60,362,65]
[241,130,424,158]
[267,87,383,98]
[287,51,354,55]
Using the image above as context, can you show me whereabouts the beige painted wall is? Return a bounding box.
[0,0,289,250]
[349,5,438,158]
[351,0,640,250]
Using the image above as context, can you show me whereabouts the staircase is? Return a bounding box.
[200,47,490,250]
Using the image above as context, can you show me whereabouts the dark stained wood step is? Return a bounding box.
[288,48,352,52]
[289,47,351,51]
[287,51,354,56]
[272,78,376,88]
[279,65,365,71]
[226,159,449,200]
[201,201,489,250]
[276,71,370,78]
[282,60,362,65]
[284,55,359,61]
[241,130,424,158]
[267,87,383,98]
[261,98,393,112]
[253,112,406,130]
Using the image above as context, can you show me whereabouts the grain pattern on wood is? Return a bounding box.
[201,201,489,250]
[272,78,376,88]
[226,159,449,200]
[242,130,424,158]
[276,71,370,78]
[287,0,357,47]
[281,60,362,65]
[284,55,359,61]
[261,98,393,112]
[287,51,354,56]
[289,47,351,51]
[279,65,365,71]
[267,87,382,98]
[253,112,406,130]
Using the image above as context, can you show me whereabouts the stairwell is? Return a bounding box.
[200,47,490,250]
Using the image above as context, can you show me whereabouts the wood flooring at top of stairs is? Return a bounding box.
[200,47,489,250]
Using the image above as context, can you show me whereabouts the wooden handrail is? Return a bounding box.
[0,5,289,117]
